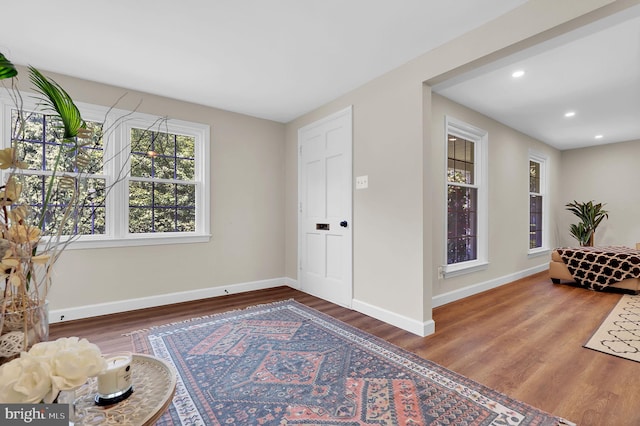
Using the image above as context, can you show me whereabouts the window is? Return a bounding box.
[444,117,488,276]
[11,109,106,236]
[127,125,197,234]
[447,135,476,263]
[1,95,210,249]
[529,152,548,253]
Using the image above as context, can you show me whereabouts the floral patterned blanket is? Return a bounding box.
[556,246,640,291]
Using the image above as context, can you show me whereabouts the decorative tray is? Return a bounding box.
[72,354,177,425]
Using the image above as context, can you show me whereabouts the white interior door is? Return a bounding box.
[298,106,352,307]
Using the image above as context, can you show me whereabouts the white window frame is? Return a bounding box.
[443,116,488,278]
[0,92,211,249]
[528,150,549,256]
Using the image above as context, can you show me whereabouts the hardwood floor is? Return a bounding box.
[50,272,640,425]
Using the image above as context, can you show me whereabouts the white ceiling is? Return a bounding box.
[0,0,526,123]
[433,4,640,151]
[3,2,634,149]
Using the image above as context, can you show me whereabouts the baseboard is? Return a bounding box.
[432,263,548,308]
[284,277,300,289]
[287,278,432,336]
[49,277,288,324]
[352,298,435,337]
[77,267,538,336]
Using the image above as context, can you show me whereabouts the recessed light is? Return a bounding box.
[512,70,525,78]
[564,111,576,118]
[595,134,603,139]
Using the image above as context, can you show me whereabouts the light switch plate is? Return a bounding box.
[355,175,368,189]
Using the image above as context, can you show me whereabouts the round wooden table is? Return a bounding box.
[72,354,177,425]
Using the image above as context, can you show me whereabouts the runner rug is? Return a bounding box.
[584,294,640,362]
[130,299,573,426]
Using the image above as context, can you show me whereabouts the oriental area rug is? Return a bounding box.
[585,294,640,362]
[130,300,573,426]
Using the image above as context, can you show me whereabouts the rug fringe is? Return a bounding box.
[122,298,296,337]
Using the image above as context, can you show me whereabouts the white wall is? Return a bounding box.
[559,139,640,248]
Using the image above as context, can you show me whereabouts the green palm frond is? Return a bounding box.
[0,52,18,80]
[28,66,85,139]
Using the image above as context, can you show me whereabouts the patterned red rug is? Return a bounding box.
[131,300,573,425]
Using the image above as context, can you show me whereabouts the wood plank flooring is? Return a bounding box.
[50,271,640,425]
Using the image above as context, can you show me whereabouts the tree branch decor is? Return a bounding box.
[0,53,167,363]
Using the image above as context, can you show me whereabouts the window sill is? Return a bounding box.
[443,260,489,279]
[41,233,212,250]
[527,248,550,258]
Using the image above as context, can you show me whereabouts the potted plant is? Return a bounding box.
[565,200,609,246]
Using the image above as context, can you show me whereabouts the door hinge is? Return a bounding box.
[299,202,303,213]
[299,145,303,156]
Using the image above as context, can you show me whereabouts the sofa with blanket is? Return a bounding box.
[549,246,640,294]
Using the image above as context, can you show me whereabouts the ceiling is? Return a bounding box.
[433,4,640,151]
[2,2,635,149]
[0,0,525,124]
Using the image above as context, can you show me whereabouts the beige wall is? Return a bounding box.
[559,139,640,248]
[430,94,562,296]
[284,0,620,329]
[9,66,286,311]
[286,72,426,323]
[10,0,629,328]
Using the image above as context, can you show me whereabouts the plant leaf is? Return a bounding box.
[28,66,85,139]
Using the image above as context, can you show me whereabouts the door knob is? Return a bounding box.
[340,221,348,228]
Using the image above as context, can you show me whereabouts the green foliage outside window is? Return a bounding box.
[128,128,196,233]
[11,110,106,236]
[10,113,198,236]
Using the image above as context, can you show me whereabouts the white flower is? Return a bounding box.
[29,337,107,394]
[0,355,55,403]
[0,337,106,403]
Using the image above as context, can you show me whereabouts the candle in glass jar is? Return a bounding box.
[97,352,133,397]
